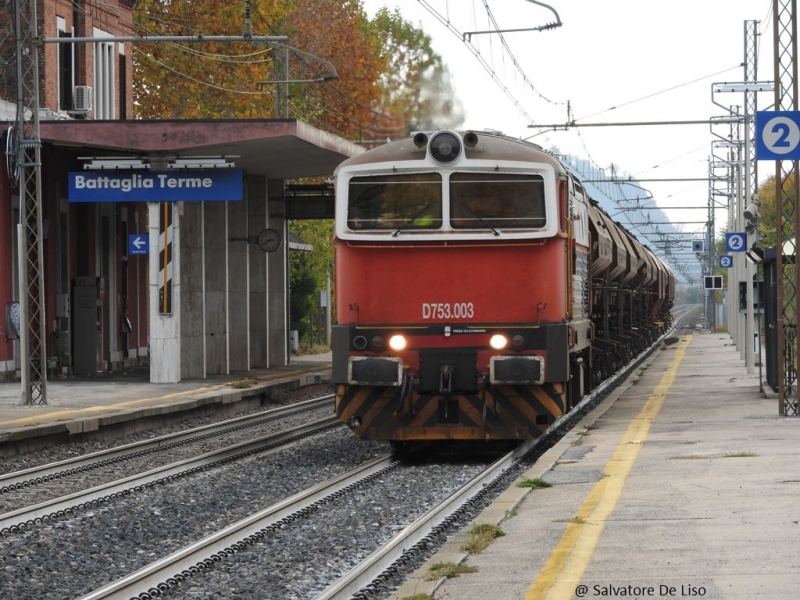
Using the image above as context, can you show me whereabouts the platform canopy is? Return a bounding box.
[38,118,364,179]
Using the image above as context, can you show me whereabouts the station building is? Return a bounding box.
[0,0,360,383]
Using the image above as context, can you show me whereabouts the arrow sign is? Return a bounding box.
[129,234,149,255]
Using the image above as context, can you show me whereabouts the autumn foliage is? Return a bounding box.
[133,1,462,141]
[133,0,385,137]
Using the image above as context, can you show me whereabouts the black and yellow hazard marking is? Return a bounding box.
[335,381,568,441]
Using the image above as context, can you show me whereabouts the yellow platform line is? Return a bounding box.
[525,336,691,600]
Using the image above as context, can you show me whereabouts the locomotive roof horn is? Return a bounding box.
[463,131,479,147]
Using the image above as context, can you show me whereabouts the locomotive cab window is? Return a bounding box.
[449,173,546,229]
[347,173,442,230]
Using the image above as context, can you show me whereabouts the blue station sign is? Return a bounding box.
[68,170,243,202]
[756,111,800,160]
[726,232,746,253]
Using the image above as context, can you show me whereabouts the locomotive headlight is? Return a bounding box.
[429,131,462,164]
[490,334,508,350]
[389,335,407,351]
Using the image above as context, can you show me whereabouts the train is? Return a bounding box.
[331,129,674,443]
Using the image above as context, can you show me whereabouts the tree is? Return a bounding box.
[133,2,463,139]
[754,174,776,249]
[133,0,386,139]
[273,0,387,138]
[288,220,334,348]
[133,1,282,119]
[367,7,465,139]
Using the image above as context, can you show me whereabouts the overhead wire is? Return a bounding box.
[137,52,269,96]
[574,65,742,123]
[479,0,564,106]
[416,0,560,128]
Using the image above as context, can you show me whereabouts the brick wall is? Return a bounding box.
[1,0,136,119]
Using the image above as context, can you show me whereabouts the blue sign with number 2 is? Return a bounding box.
[726,233,746,252]
[756,111,800,160]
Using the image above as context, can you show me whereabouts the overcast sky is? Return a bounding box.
[361,0,775,239]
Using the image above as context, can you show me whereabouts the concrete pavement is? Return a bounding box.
[391,332,797,600]
[0,352,332,454]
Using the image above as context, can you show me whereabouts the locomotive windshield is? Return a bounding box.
[347,173,442,230]
[450,173,546,229]
[345,171,547,233]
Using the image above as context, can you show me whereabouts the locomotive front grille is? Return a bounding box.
[348,356,403,386]
[418,349,478,392]
[490,355,544,385]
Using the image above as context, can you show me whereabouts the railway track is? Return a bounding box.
[0,395,334,513]
[0,413,342,535]
[74,401,617,600]
[75,446,511,600]
[0,421,387,600]
[0,312,704,600]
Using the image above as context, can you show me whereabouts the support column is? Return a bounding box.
[149,201,181,383]
[267,179,287,367]
[247,175,269,368]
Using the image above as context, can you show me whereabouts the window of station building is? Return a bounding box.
[449,173,546,229]
[347,173,442,230]
[57,17,73,113]
[93,28,116,119]
[118,44,127,120]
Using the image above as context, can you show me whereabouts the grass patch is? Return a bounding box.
[570,428,590,446]
[293,343,330,356]
[460,523,505,555]
[400,595,435,600]
[503,508,518,520]
[423,562,479,581]
[470,523,506,536]
[517,477,552,489]
[229,379,253,389]
[555,515,587,524]
[723,451,759,458]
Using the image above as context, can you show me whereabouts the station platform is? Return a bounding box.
[0,353,332,455]
[391,331,797,600]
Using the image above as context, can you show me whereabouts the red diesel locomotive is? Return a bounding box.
[331,130,673,443]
